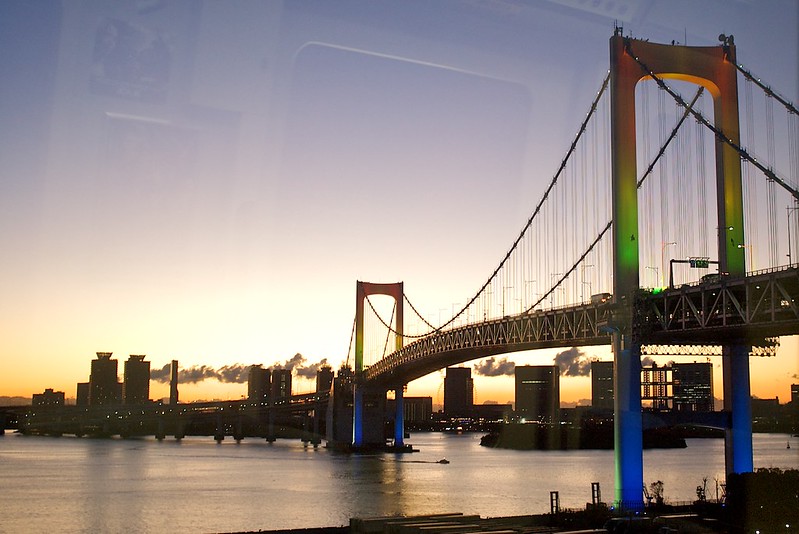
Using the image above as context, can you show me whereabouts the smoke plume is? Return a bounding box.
[473,357,515,376]
[150,354,330,384]
[553,347,591,376]
[151,363,253,384]
[641,356,656,367]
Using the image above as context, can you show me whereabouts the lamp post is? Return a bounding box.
[646,266,659,288]
[787,205,799,265]
[524,280,538,310]
[550,273,562,308]
[661,242,676,286]
[581,264,594,301]
[502,286,514,316]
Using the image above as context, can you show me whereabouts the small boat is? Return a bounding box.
[437,458,450,464]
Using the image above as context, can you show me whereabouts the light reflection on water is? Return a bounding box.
[1,432,796,533]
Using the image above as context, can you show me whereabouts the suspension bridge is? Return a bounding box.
[333,32,799,508]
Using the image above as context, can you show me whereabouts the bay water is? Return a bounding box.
[1,432,796,533]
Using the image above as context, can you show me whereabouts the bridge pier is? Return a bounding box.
[723,344,753,474]
[394,387,405,448]
[613,333,643,509]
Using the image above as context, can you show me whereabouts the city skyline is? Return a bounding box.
[1,2,797,406]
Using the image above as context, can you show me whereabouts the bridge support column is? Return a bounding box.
[613,333,643,509]
[394,387,405,448]
[723,344,753,475]
[353,386,364,447]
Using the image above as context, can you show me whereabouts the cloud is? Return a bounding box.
[473,357,515,376]
[554,347,591,376]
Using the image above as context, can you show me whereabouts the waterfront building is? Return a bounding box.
[590,360,614,410]
[515,365,560,423]
[673,362,713,412]
[271,369,292,404]
[169,360,179,404]
[89,352,122,405]
[642,362,672,411]
[123,355,150,405]
[32,388,65,407]
[443,367,473,418]
[248,365,270,403]
[76,382,89,406]
[316,365,334,393]
[405,396,433,422]
[472,402,512,422]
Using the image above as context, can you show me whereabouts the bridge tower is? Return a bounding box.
[353,281,405,448]
[609,32,749,507]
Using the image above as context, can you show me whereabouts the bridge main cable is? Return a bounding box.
[625,39,799,202]
[529,86,705,312]
[406,71,612,335]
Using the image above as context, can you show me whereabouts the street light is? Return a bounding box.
[581,264,594,301]
[502,286,514,316]
[787,205,799,265]
[646,266,659,288]
[661,242,677,286]
[550,273,563,308]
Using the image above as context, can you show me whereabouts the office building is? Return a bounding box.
[641,361,713,412]
[248,365,271,402]
[403,396,433,422]
[123,355,150,404]
[76,382,89,406]
[515,365,560,423]
[790,384,798,405]
[443,367,473,417]
[316,366,334,393]
[591,360,614,409]
[169,360,179,404]
[271,368,292,403]
[32,388,65,407]
[89,352,122,405]
[673,362,713,412]
[642,362,672,411]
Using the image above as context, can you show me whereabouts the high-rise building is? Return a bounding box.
[32,388,65,407]
[789,384,798,404]
[673,362,713,412]
[591,360,614,409]
[316,366,334,393]
[123,355,150,404]
[515,365,560,423]
[641,361,713,412]
[443,367,473,418]
[89,352,121,405]
[271,369,292,403]
[248,365,270,402]
[642,363,672,411]
[76,382,89,406]
[169,360,179,404]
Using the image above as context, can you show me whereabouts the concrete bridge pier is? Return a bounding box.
[266,404,276,442]
[394,387,405,448]
[613,333,643,509]
[354,383,388,449]
[214,411,224,442]
[723,344,753,475]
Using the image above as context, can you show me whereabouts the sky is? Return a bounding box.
[1,0,797,407]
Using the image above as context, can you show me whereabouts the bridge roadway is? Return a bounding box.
[17,391,330,441]
[365,265,799,388]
